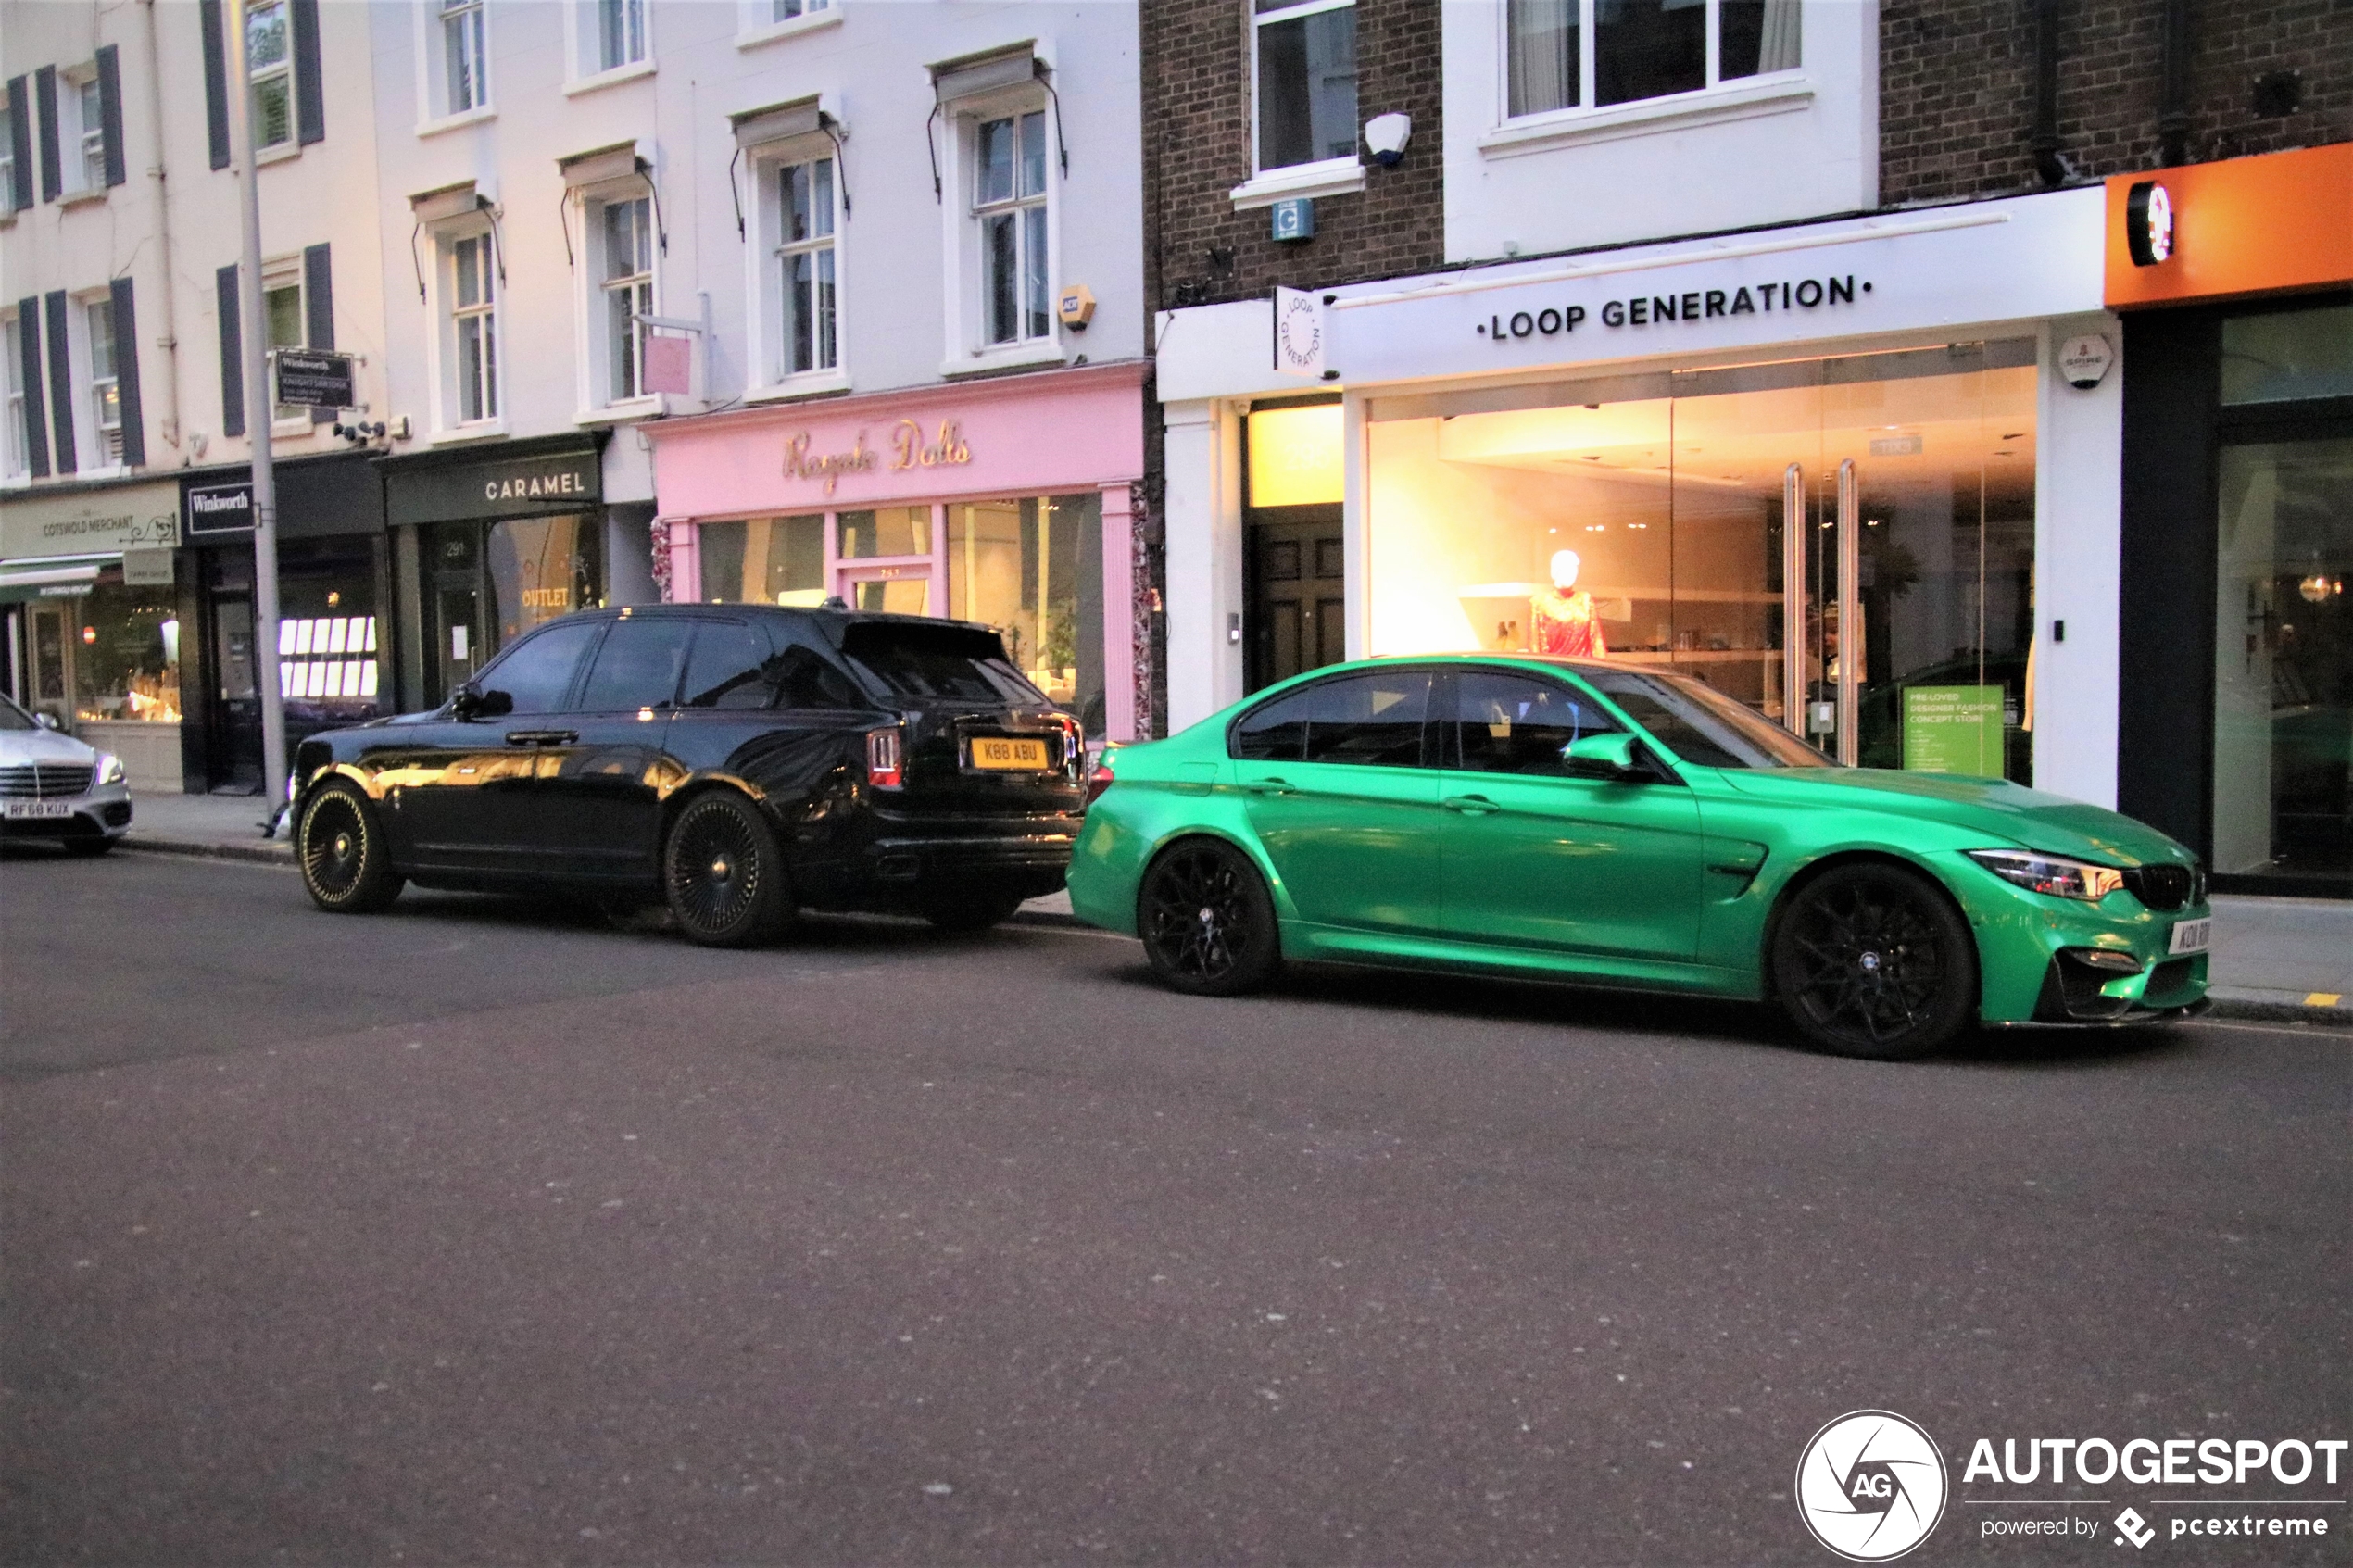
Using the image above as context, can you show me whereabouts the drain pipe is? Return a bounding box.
[2158,0,2194,166]
[2031,0,2070,186]
[138,0,183,453]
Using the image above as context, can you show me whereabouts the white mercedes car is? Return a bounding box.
[0,693,132,855]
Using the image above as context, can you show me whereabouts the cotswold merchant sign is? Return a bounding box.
[0,481,182,559]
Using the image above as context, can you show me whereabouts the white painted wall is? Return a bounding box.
[2031,311,2127,809]
[1441,0,1878,265]
[1160,396,1246,733]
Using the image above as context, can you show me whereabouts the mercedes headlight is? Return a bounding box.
[95,753,125,787]
[1966,848,2124,902]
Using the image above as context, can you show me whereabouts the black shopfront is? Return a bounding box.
[379,435,610,712]
[178,452,390,794]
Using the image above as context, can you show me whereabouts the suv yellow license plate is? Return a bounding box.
[971,736,1050,771]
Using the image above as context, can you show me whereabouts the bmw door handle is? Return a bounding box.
[505,730,578,746]
[1441,794,1501,815]
[1245,777,1297,796]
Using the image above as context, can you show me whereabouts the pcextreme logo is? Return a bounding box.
[1796,1411,1951,1562]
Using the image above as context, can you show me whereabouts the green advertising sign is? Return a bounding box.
[1902,685,2006,778]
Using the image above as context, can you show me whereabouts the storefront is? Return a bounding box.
[0,480,186,789]
[1159,188,2127,806]
[177,452,389,793]
[378,435,613,712]
[644,361,1150,744]
[2113,144,2353,897]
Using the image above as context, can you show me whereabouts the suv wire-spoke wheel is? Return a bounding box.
[297,780,404,913]
[1139,838,1281,997]
[1771,862,1977,1060]
[665,790,794,948]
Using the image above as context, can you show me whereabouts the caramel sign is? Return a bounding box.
[784,420,974,495]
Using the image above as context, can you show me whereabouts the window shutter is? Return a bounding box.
[94,45,127,188]
[200,0,231,171]
[6,78,31,210]
[108,277,145,466]
[303,243,333,420]
[34,66,60,202]
[42,291,76,474]
[16,295,50,478]
[217,263,245,439]
[292,0,325,146]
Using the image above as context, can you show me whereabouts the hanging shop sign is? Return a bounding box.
[0,480,182,559]
[274,349,356,409]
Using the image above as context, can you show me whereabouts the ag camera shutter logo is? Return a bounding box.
[1796,1410,1949,1561]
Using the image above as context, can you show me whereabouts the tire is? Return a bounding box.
[1770,861,1978,1060]
[64,835,115,858]
[1137,838,1282,997]
[296,781,405,913]
[920,887,1027,933]
[663,790,794,948]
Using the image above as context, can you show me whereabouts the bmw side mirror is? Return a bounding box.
[1566,732,1640,777]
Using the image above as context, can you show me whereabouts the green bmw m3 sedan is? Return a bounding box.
[1068,656,2212,1060]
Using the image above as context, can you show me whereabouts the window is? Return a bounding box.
[679,621,862,710]
[1509,0,1801,118]
[771,0,832,18]
[597,0,646,71]
[777,157,837,376]
[87,299,121,465]
[76,78,106,190]
[262,271,308,420]
[442,0,488,115]
[1444,670,1624,775]
[975,111,1048,345]
[1,102,16,207]
[450,232,497,423]
[946,494,1103,719]
[475,620,598,715]
[601,196,653,401]
[578,618,693,711]
[1232,670,1432,766]
[1254,0,1357,172]
[247,1,294,149]
[3,315,26,480]
[839,621,1041,705]
[1584,668,1825,769]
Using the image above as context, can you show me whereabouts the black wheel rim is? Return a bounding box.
[1144,847,1253,982]
[1785,878,1946,1047]
[672,804,761,935]
[302,796,367,898]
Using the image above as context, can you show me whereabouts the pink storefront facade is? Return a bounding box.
[644,361,1150,745]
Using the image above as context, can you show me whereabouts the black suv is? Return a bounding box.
[288,606,1086,945]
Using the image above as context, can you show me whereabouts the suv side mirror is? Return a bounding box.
[33,711,60,732]
[1565,732,1640,777]
[451,684,512,720]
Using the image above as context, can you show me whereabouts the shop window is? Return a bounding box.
[273,540,386,735]
[85,298,122,466]
[1508,0,1800,119]
[73,574,181,723]
[1254,0,1358,172]
[2221,306,2353,406]
[278,614,380,704]
[946,493,1102,726]
[975,111,1050,347]
[698,514,824,605]
[488,515,603,644]
[246,0,295,150]
[840,506,931,560]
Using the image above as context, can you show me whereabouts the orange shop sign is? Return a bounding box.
[2104,143,2353,309]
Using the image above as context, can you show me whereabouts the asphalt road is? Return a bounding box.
[2,847,2346,1567]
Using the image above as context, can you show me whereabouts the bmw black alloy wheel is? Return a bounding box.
[1774,865,1974,1060]
[1139,840,1278,996]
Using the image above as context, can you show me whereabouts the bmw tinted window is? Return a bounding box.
[477,621,599,716]
[1580,668,1829,769]
[1444,671,1623,776]
[1232,670,1432,766]
[578,620,695,711]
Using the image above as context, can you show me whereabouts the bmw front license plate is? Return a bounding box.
[970,737,1050,771]
[2168,918,2213,956]
[2,800,73,820]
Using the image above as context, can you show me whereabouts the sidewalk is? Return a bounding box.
[115,792,2347,1023]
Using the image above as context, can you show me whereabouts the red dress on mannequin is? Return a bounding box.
[1530,588,1607,657]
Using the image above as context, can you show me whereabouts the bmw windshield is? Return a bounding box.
[1576,666,1833,770]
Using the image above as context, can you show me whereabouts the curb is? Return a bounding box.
[117,834,294,867]
[2204,991,2353,1029]
[1007,907,1088,931]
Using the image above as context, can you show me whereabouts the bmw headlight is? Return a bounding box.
[1965,848,2124,902]
[95,753,125,787]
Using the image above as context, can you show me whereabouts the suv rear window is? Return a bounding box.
[839,622,1044,705]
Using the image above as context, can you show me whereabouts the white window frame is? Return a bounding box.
[86,297,121,465]
[1483,0,1811,157]
[735,0,839,52]
[3,311,28,483]
[53,67,107,200]
[246,0,296,153]
[573,182,662,417]
[564,0,656,94]
[64,291,124,474]
[744,132,849,401]
[1231,0,1364,210]
[0,102,19,216]
[260,260,321,436]
[937,82,1063,376]
[417,0,496,134]
[428,223,504,437]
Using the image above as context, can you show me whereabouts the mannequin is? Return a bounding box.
[1529,549,1607,657]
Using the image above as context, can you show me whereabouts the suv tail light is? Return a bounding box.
[865,726,904,789]
[1055,713,1085,779]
